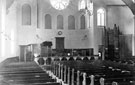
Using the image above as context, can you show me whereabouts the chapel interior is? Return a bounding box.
[0,0,135,85]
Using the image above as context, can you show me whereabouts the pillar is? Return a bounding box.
[0,0,6,62]
[61,64,63,80]
[53,62,56,74]
[67,67,70,85]
[112,81,118,85]
[133,15,135,56]
[77,71,80,85]
[59,63,61,78]
[82,73,86,85]
[100,77,104,85]
[90,75,94,85]
[64,65,67,83]
[71,69,74,85]
[55,63,58,76]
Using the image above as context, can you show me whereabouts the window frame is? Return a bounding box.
[45,14,52,29]
[97,8,106,27]
[22,4,31,26]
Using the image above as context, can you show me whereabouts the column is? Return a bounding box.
[67,67,70,85]
[82,73,86,85]
[90,75,94,85]
[71,69,74,85]
[0,0,6,62]
[112,81,118,85]
[59,63,61,78]
[100,77,104,85]
[133,15,135,56]
[61,64,63,80]
[64,65,67,83]
[77,71,80,85]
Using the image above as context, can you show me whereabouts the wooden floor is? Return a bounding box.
[0,59,60,85]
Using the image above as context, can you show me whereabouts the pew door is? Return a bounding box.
[20,45,27,62]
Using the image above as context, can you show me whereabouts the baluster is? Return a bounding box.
[90,75,94,85]
[71,68,74,85]
[77,70,80,85]
[64,65,67,83]
[44,57,47,65]
[100,77,104,85]
[68,67,70,85]
[61,64,63,80]
[82,73,86,85]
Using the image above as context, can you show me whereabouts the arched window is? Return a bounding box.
[45,14,52,29]
[97,8,105,26]
[68,15,75,30]
[57,15,63,29]
[22,4,31,25]
[80,15,85,29]
[78,0,86,10]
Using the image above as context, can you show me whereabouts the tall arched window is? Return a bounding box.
[97,8,105,26]
[57,15,63,29]
[45,14,52,29]
[80,15,85,29]
[78,0,86,10]
[22,4,31,25]
[68,15,75,30]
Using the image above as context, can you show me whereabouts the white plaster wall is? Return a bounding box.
[7,0,134,56]
[107,6,134,55]
[17,0,95,50]
[6,1,18,57]
[17,0,37,45]
[107,6,134,34]
[93,0,107,54]
[0,0,2,58]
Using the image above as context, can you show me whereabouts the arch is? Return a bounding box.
[37,57,45,65]
[97,8,105,26]
[80,15,85,29]
[54,58,60,61]
[45,14,52,29]
[22,4,31,25]
[76,57,82,61]
[83,57,89,61]
[46,57,52,64]
[61,57,67,61]
[68,15,75,30]
[68,57,74,61]
[57,15,64,29]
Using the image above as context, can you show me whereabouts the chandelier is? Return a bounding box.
[79,0,93,16]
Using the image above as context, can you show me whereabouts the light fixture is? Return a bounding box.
[79,0,93,16]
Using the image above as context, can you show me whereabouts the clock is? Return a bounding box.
[58,31,62,35]
[50,0,70,10]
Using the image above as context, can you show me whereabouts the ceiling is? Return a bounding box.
[122,0,135,14]
[101,0,125,5]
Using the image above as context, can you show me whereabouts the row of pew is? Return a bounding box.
[0,57,61,85]
[41,60,135,85]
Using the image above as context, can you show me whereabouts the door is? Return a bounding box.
[56,37,64,55]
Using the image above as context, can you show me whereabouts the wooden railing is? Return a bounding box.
[34,56,99,65]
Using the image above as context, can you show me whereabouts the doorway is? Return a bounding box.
[56,37,65,55]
